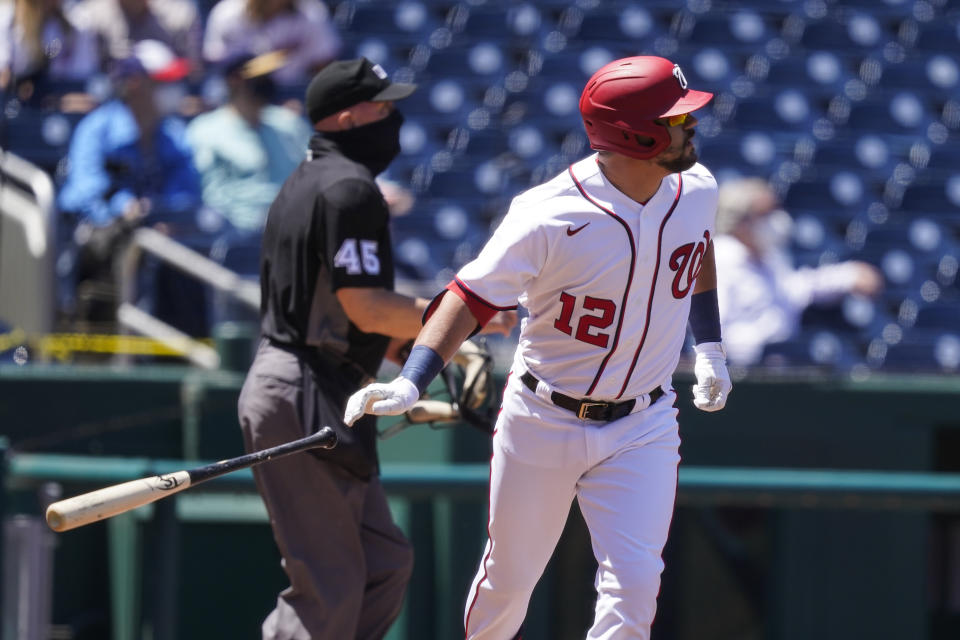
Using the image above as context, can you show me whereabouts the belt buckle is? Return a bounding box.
[577,401,606,420]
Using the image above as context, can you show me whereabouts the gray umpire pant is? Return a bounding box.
[238,341,413,640]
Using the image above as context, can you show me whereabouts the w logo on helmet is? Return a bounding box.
[672,64,688,90]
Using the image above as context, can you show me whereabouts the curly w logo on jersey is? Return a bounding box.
[669,230,711,299]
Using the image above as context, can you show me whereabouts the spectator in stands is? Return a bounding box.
[0,0,101,105]
[57,39,209,336]
[202,0,341,88]
[67,0,202,78]
[186,50,311,237]
[714,177,884,366]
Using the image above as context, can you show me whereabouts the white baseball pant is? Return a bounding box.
[464,371,681,640]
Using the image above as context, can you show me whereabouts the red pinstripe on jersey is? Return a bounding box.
[569,167,684,398]
[616,177,683,398]
[568,166,636,396]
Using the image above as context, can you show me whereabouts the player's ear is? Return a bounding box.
[336,109,356,130]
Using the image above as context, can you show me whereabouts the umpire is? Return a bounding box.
[237,58,427,640]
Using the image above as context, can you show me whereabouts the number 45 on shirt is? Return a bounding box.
[334,239,381,275]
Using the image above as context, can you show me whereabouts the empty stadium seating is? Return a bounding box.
[2,0,957,372]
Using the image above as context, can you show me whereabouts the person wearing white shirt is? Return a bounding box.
[202,0,341,87]
[0,0,100,90]
[67,0,202,74]
[714,177,883,366]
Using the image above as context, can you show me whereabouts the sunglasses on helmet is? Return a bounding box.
[655,113,691,127]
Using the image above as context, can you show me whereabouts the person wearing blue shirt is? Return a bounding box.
[58,99,201,228]
[57,40,209,337]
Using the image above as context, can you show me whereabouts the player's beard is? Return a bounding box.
[656,133,698,173]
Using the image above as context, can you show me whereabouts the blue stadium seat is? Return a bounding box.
[782,171,873,213]
[536,47,616,84]
[731,90,820,131]
[1,103,78,175]
[451,127,508,158]
[846,93,933,134]
[880,54,960,95]
[926,145,960,175]
[799,14,882,52]
[760,329,859,370]
[395,77,477,127]
[677,48,737,91]
[914,303,960,331]
[880,330,960,372]
[457,4,545,44]
[424,166,489,200]
[912,20,960,53]
[423,42,505,79]
[576,5,661,46]
[686,10,770,47]
[900,177,960,213]
[340,1,437,38]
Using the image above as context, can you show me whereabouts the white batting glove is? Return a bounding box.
[692,342,732,412]
[343,377,420,426]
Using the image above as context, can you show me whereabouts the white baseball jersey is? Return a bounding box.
[453,154,718,400]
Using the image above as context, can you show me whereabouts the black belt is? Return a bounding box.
[520,372,664,422]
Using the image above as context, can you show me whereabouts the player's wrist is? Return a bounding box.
[693,341,726,358]
[399,345,445,395]
[689,289,722,345]
[390,377,421,407]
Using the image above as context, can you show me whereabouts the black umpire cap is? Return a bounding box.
[305,58,417,124]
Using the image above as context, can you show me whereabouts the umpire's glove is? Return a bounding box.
[344,377,419,426]
[692,342,732,412]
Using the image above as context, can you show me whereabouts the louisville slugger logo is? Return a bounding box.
[668,230,710,299]
[157,474,183,491]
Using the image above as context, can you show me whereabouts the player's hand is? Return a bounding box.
[692,342,732,412]
[343,377,419,426]
[846,261,884,297]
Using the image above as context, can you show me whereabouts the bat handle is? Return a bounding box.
[312,426,338,449]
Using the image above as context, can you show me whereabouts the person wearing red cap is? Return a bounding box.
[57,39,207,335]
[344,56,732,639]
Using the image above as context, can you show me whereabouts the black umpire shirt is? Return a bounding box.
[258,134,395,474]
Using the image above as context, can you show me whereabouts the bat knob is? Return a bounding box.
[46,507,66,532]
[317,426,338,449]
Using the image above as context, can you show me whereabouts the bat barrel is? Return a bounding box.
[45,470,192,532]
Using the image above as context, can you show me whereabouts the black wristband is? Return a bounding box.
[689,289,722,344]
[400,345,445,394]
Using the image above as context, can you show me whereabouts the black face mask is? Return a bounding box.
[323,110,404,175]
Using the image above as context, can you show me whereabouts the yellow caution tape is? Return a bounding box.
[0,330,213,362]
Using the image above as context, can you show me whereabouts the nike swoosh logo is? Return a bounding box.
[566,223,590,236]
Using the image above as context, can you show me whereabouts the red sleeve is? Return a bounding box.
[422,278,516,329]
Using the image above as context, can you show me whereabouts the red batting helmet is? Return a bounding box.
[579,56,714,159]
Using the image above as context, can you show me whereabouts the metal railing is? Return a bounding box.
[0,152,55,336]
[115,227,261,369]
[5,446,960,640]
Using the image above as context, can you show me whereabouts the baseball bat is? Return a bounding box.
[45,426,338,533]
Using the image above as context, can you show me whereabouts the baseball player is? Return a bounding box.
[345,56,732,640]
